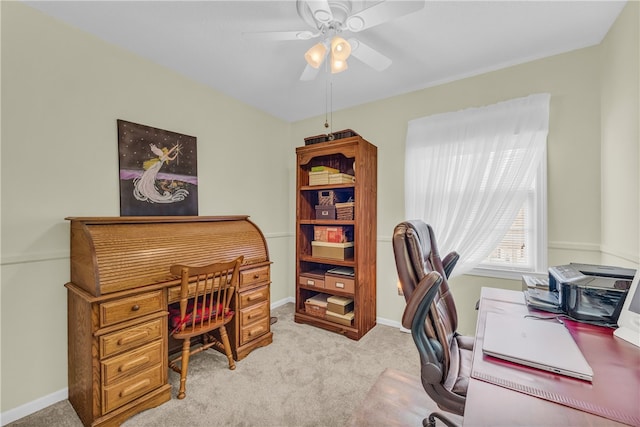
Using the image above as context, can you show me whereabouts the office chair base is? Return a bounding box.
[424,412,460,427]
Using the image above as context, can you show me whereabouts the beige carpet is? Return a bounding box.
[8,303,433,427]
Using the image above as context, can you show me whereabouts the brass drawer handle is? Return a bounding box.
[119,379,151,398]
[118,355,150,373]
[248,326,265,336]
[117,330,149,346]
[247,293,264,301]
[131,304,140,311]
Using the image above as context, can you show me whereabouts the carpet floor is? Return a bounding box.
[8,303,428,427]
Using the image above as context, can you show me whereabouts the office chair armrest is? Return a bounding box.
[401,271,442,330]
[442,251,460,279]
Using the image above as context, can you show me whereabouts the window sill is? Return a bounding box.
[468,266,545,281]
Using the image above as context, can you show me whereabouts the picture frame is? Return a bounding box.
[117,119,198,216]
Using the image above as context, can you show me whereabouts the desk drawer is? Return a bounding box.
[102,363,164,414]
[100,318,163,359]
[241,314,270,345]
[239,285,269,309]
[240,266,270,288]
[240,300,269,327]
[102,340,163,386]
[100,290,163,327]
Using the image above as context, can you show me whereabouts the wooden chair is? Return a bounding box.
[168,256,243,399]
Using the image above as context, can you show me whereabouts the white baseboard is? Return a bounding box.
[376,316,411,333]
[1,388,68,426]
[271,296,294,309]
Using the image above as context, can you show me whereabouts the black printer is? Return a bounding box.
[547,263,635,325]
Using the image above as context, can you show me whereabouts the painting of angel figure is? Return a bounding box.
[118,119,198,216]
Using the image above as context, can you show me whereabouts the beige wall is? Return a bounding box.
[0,2,292,414]
[1,0,638,420]
[600,1,640,266]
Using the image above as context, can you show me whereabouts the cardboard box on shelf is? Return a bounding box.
[327,295,354,314]
[309,171,332,186]
[314,226,353,243]
[328,173,355,184]
[315,205,336,220]
[299,270,326,289]
[311,241,354,260]
[324,273,355,294]
[326,310,355,326]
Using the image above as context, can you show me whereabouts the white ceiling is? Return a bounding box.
[23,0,626,122]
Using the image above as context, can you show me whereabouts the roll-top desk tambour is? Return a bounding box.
[65,216,273,427]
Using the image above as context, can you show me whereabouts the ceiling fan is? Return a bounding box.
[244,0,426,81]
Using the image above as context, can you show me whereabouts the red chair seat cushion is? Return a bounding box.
[169,300,233,333]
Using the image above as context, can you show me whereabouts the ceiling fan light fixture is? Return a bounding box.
[305,42,328,68]
[330,58,348,74]
[331,36,351,61]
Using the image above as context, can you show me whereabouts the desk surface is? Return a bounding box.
[464,287,640,427]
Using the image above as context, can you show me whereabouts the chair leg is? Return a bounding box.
[177,339,191,399]
[218,325,236,370]
[423,412,460,427]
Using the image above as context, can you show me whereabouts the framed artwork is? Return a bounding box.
[118,119,198,216]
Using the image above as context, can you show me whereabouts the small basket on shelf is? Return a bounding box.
[304,129,360,145]
[318,190,337,206]
[335,202,355,220]
[305,293,329,319]
[304,134,330,145]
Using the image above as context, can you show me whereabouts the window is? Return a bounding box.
[404,94,549,278]
[473,156,547,279]
[485,207,527,266]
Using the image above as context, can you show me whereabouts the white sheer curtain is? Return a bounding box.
[405,93,550,276]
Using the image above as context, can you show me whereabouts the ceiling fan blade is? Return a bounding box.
[345,0,426,32]
[242,30,318,41]
[305,0,333,24]
[347,38,392,71]
[300,63,321,81]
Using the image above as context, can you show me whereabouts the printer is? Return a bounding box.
[547,263,635,324]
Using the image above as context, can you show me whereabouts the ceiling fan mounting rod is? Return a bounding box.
[319,22,343,39]
[298,0,352,32]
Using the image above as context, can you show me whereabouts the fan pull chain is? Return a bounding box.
[324,77,334,140]
[324,74,329,130]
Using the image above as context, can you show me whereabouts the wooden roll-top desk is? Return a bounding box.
[65,216,273,427]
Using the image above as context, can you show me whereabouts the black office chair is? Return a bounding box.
[393,220,473,427]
